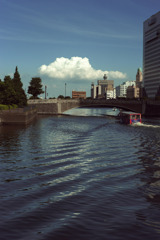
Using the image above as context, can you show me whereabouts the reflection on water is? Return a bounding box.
[63,106,119,117]
[1,107,160,239]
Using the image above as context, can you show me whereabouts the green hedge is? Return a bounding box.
[0,104,18,110]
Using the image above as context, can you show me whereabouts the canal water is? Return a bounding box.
[1,107,160,240]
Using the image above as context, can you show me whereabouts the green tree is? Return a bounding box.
[28,77,44,99]
[4,75,12,85]
[0,80,5,104]
[13,66,23,88]
[12,67,27,107]
[58,95,64,99]
[3,76,17,105]
[0,68,27,107]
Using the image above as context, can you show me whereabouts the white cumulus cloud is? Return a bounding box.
[39,57,126,80]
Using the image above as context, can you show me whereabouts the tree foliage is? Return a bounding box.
[58,95,64,99]
[12,67,27,107]
[0,67,27,107]
[28,77,44,99]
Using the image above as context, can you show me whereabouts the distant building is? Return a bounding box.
[97,79,114,98]
[126,68,143,99]
[72,91,86,99]
[127,86,140,99]
[116,81,135,98]
[91,74,115,99]
[106,88,116,99]
[143,11,160,98]
[136,68,143,88]
[91,84,101,99]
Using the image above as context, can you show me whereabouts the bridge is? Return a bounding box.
[28,98,160,116]
[80,99,143,113]
[28,99,145,114]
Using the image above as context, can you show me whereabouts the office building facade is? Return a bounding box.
[91,74,115,99]
[116,81,135,98]
[143,11,160,98]
[91,84,101,99]
[126,69,143,99]
[127,86,140,99]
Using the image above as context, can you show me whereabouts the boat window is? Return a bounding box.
[131,114,140,120]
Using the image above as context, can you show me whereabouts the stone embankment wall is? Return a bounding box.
[0,107,37,125]
[28,99,80,114]
[60,99,80,113]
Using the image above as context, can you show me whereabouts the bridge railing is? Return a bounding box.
[79,98,142,105]
[28,99,80,104]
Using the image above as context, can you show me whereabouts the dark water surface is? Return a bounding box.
[1,107,160,240]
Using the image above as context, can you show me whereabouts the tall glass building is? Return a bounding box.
[143,11,160,98]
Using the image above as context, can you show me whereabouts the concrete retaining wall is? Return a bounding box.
[60,100,80,113]
[0,107,37,125]
[28,100,60,114]
[30,103,59,114]
[28,99,80,114]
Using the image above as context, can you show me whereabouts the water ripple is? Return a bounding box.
[1,110,160,239]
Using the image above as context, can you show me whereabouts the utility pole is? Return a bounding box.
[65,83,66,98]
[45,85,47,99]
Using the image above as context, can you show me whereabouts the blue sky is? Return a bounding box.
[0,0,160,98]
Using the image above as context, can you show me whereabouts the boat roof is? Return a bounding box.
[120,111,141,115]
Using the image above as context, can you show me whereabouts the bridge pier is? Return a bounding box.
[142,101,146,116]
[143,100,160,116]
[57,102,61,114]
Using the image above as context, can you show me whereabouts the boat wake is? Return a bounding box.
[132,122,160,128]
